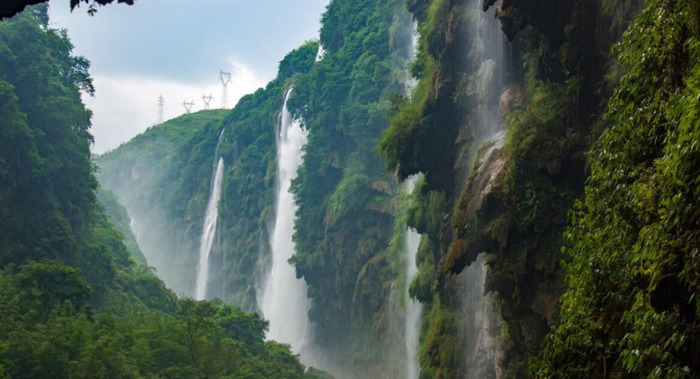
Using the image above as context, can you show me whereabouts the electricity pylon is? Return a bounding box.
[202,94,213,110]
[183,100,194,114]
[220,70,231,109]
[157,94,164,124]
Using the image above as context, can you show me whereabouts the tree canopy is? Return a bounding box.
[0,0,134,20]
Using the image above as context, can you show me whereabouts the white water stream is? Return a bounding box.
[460,0,509,377]
[260,88,312,354]
[402,19,422,379]
[195,130,227,300]
[404,176,422,379]
[315,44,326,62]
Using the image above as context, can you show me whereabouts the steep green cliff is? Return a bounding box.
[285,0,416,375]
[533,1,700,376]
[95,187,146,264]
[381,0,657,376]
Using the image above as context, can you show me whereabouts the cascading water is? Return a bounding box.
[407,20,419,91]
[461,254,502,378]
[460,0,509,377]
[259,88,312,355]
[471,0,508,145]
[404,176,422,379]
[402,18,422,379]
[315,44,325,62]
[195,129,226,300]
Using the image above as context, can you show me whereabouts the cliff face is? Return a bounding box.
[285,0,417,375]
[381,0,644,376]
[532,1,700,376]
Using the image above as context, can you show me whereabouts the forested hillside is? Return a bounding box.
[0,6,325,378]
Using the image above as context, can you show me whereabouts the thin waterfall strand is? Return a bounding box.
[315,44,325,62]
[460,0,509,376]
[195,129,227,300]
[407,20,419,92]
[260,88,311,354]
[195,157,225,300]
[404,177,422,379]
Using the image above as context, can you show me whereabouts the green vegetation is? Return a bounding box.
[96,41,318,308]
[96,109,229,296]
[96,187,146,264]
[0,263,312,378]
[532,0,700,376]
[0,6,321,377]
[379,0,675,376]
[4,0,698,377]
[283,0,416,374]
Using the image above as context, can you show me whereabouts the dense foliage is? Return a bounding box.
[0,7,319,377]
[0,265,313,378]
[533,0,700,376]
[380,0,651,376]
[95,187,146,264]
[283,0,416,374]
[11,0,696,377]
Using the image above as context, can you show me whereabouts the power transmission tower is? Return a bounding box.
[202,94,213,110]
[220,70,231,109]
[182,100,194,114]
[157,94,165,124]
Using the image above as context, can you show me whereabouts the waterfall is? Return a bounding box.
[195,129,226,300]
[404,176,422,379]
[260,88,312,355]
[402,16,422,379]
[407,20,419,92]
[471,0,508,144]
[460,0,509,377]
[461,254,502,378]
[315,44,325,62]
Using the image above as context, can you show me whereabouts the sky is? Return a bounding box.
[48,0,330,153]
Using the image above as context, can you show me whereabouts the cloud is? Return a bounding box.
[49,0,328,84]
[88,61,265,154]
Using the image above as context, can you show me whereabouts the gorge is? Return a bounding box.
[0,0,698,378]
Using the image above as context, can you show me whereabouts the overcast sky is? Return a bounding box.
[48,0,329,153]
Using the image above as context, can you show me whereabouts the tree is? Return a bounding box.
[176,298,218,365]
[17,260,92,323]
[0,0,135,20]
